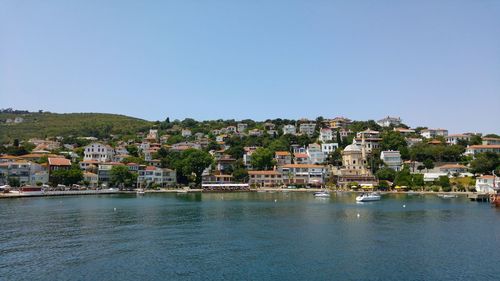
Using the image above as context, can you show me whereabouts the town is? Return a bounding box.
[1,113,499,195]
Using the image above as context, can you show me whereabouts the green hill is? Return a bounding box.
[0,112,152,143]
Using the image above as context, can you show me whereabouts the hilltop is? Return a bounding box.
[0,111,152,143]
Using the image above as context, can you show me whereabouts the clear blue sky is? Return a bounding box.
[1,0,499,133]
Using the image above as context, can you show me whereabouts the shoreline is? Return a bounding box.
[0,188,484,199]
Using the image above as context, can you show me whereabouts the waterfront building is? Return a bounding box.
[421,128,448,139]
[338,144,377,187]
[475,175,499,193]
[83,172,98,188]
[248,170,283,187]
[280,164,325,186]
[83,143,115,163]
[380,151,402,171]
[306,143,325,164]
[137,166,177,188]
[377,116,402,127]
[97,162,123,186]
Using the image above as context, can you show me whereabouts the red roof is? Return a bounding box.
[248,170,280,175]
[294,153,308,158]
[48,157,71,166]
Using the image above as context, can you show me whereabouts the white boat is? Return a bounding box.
[356,192,381,202]
[136,189,145,195]
[438,194,457,199]
[314,191,330,198]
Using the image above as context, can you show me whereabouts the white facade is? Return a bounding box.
[83,143,115,162]
[138,167,177,187]
[283,125,296,135]
[446,134,471,145]
[321,143,339,155]
[421,129,448,139]
[380,151,402,171]
[377,116,402,127]
[181,129,192,137]
[237,123,248,133]
[299,123,316,137]
[475,175,499,193]
[319,128,333,143]
[307,143,325,164]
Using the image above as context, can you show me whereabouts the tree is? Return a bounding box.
[376,167,397,182]
[50,169,83,186]
[126,145,139,157]
[378,180,390,190]
[417,165,425,172]
[7,177,20,187]
[412,174,424,187]
[394,166,412,187]
[470,152,500,174]
[423,159,434,170]
[232,168,249,183]
[326,149,342,166]
[179,149,214,186]
[250,148,275,170]
[380,131,407,152]
[110,165,136,189]
[437,176,451,191]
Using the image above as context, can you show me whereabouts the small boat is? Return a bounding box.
[136,189,145,195]
[356,192,381,202]
[314,191,330,198]
[19,186,44,196]
[438,194,457,199]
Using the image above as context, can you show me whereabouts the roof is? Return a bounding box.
[145,166,157,171]
[48,157,71,166]
[428,140,443,144]
[468,145,500,149]
[282,164,324,169]
[294,153,308,158]
[248,170,280,175]
[275,151,291,156]
[483,137,500,141]
[478,175,496,179]
[439,164,467,169]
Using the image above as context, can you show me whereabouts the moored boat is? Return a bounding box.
[314,191,330,198]
[19,186,44,196]
[356,192,381,202]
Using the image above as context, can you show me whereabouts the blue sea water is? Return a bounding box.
[1,192,499,281]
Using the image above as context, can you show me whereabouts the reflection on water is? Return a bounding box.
[0,193,499,281]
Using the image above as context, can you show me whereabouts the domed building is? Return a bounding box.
[338,139,377,187]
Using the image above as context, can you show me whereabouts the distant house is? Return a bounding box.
[83,172,99,188]
[421,128,448,139]
[356,129,380,139]
[181,129,192,137]
[306,143,325,164]
[282,124,296,135]
[438,164,468,175]
[248,129,263,136]
[294,153,309,164]
[321,143,338,155]
[326,117,352,129]
[280,164,326,186]
[464,145,500,156]
[83,143,115,163]
[226,126,237,134]
[377,116,402,127]
[275,151,292,166]
[406,137,422,147]
[299,123,316,137]
[380,151,402,171]
[48,157,72,183]
[248,170,283,187]
[446,134,472,145]
[352,137,381,152]
[475,175,500,193]
[237,123,248,133]
[483,137,500,146]
[319,128,333,143]
[137,166,177,188]
[393,127,415,135]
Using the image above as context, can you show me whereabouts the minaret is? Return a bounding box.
[361,133,366,161]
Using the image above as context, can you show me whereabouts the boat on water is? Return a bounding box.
[314,191,330,198]
[19,186,44,196]
[356,192,381,202]
[136,188,145,195]
[438,194,457,199]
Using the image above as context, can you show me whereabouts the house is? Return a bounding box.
[306,143,324,164]
[215,135,228,143]
[406,137,422,147]
[137,166,177,188]
[243,146,259,168]
[280,164,326,186]
[146,129,159,141]
[352,137,381,152]
[97,162,124,187]
[274,151,292,166]
[294,153,309,164]
[377,116,402,127]
[483,137,500,146]
[438,164,468,175]
[393,127,415,135]
[202,174,233,183]
[321,143,339,155]
[299,123,316,137]
[215,155,236,173]
[356,129,380,139]
[421,128,448,139]
[319,128,333,143]
[248,129,263,136]
[475,175,500,193]
[181,129,192,137]
[48,157,72,183]
[326,117,352,129]
[237,123,248,133]
[83,143,115,162]
[226,126,237,134]
[464,145,500,156]
[446,134,472,145]
[248,170,283,187]
[380,151,402,171]
[0,161,45,186]
[79,159,99,170]
[282,124,296,135]
[30,171,49,185]
[83,172,99,188]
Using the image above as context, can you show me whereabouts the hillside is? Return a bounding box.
[0,112,152,143]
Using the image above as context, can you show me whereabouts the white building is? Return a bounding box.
[356,129,380,139]
[380,151,402,171]
[282,125,296,135]
[83,143,115,162]
[446,134,471,145]
[465,145,500,156]
[421,128,448,139]
[377,116,402,127]
[237,123,248,133]
[138,166,177,188]
[306,143,325,164]
[483,137,500,146]
[299,123,316,137]
[181,129,192,137]
[475,175,500,193]
[321,143,339,155]
[319,128,333,143]
[280,164,326,186]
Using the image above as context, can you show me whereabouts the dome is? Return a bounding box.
[343,144,361,152]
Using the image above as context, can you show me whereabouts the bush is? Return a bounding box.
[442,185,452,192]
[431,186,440,192]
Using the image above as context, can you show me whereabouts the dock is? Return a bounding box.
[467,193,490,202]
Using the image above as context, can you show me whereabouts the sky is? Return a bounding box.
[1,0,499,134]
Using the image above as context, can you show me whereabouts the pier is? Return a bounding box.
[467,193,490,202]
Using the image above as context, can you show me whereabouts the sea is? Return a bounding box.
[1,192,499,281]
